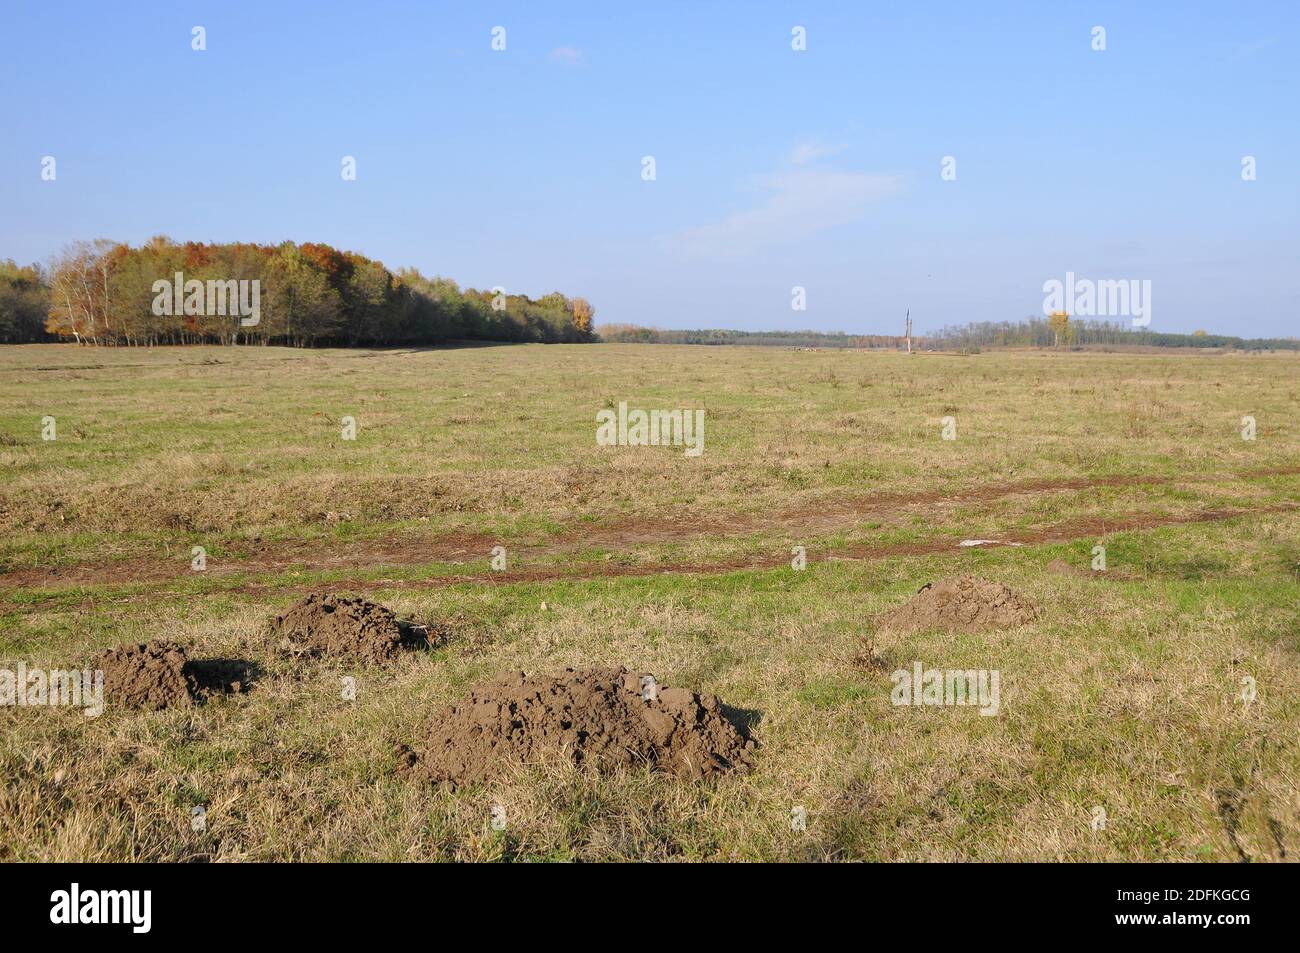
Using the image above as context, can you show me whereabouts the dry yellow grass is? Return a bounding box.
[0,343,1296,861]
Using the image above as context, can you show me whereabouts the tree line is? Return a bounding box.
[597,319,1297,351]
[925,317,1296,351]
[596,325,913,348]
[0,260,48,343]
[0,238,595,346]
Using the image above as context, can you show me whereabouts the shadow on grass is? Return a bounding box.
[185,658,262,697]
[720,702,763,737]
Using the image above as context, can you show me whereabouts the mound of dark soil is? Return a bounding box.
[94,643,256,710]
[398,667,756,787]
[96,642,195,710]
[268,593,440,663]
[879,576,1040,633]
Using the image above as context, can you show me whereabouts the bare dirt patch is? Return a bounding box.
[879,576,1040,634]
[268,593,443,663]
[397,666,757,787]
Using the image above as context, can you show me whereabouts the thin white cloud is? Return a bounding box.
[674,168,902,258]
[790,140,845,165]
[1225,37,1275,61]
[548,46,584,65]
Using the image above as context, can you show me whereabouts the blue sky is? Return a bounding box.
[1,1,1296,337]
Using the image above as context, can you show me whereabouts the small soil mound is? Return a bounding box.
[398,667,756,787]
[1046,558,1081,576]
[268,593,440,663]
[879,576,1040,634]
[94,644,255,710]
[97,642,195,710]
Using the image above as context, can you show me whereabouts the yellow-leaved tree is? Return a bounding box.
[1049,310,1071,348]
[571,297,594,336]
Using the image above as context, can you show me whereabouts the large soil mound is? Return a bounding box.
[97,642,195,710]
[398,667,756,787]
[879,576,1040,633]
[269,593,437,663]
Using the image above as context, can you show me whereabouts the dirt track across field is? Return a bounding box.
[231,503,1295,595]
[2,500,1293,612]
[3,465,1296,596]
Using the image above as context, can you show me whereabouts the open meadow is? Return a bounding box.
[1,342,1297,861]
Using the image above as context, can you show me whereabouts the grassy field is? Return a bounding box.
[1,342,1297,861]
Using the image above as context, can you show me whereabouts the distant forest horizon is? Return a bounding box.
[597,321,1298,352]
[0,239,596,347]
[2,242,1294,351]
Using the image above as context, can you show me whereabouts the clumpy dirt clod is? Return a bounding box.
[879,576,1040,633]
[398,667,756,787]
[268,593,441,663]
[96,642,195,710]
